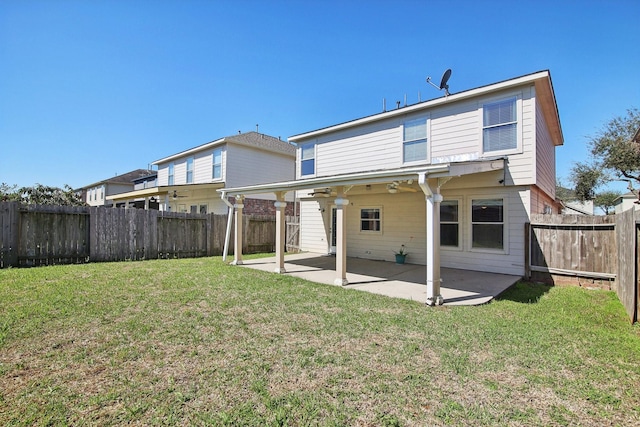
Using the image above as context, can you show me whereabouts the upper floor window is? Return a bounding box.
[168,163,175,185]
[212,148,222,179]
[403,118,427,163]
[483,97,517,153]
[301,144,315,176]
[186,157,194,183]
[471,198,504,250]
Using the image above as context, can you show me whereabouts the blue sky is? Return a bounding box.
[1,0,638,191]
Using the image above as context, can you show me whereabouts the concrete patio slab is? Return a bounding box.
[239,253,521,306]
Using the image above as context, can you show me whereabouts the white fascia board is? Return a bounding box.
[219,158,505,197]
[218,164,453,197]
[152,138,226,165]
[290,71,550,143]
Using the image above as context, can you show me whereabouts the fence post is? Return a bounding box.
[0,202,20,268]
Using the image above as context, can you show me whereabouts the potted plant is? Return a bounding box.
[394,245,408,264]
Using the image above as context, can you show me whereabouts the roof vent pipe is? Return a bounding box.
[396,101,401,109]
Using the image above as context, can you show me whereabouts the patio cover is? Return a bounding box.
[218,158,505,306]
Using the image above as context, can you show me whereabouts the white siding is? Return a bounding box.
[296,84,539,188]
[226,144,295,187]
[300,185,530,276]
[535,100,556,199]
[299,199,330,253]
[157,164,169,186]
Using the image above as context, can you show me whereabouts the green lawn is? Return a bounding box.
[1,257,639,426]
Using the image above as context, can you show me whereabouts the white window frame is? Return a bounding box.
[359,206,382,234]
[440,198,462,250]
[168,163,175,186]
[300,143,316,177]
[186,157,194,183]
[212,148,222,180]
[480,94,522,156]
[468,196,508,254]
[402,116,429,164]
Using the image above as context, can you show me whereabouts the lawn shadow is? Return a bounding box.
[495,281,552,304]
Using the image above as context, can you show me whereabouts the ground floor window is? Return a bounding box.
[471,198,504,250]
[360,207,381,232]
[440,200,459,247]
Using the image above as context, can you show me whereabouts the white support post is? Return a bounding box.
[334,189,349,286]
[231,196,244,266]
[426,190,444,306]
[274,192,287,273]
[144,197,149,210]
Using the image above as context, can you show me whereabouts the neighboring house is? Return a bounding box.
[614,192,640,214]
[219,70,563,305]
[108,132,297,215]
[77,169,154,207]
[562,200,594,215]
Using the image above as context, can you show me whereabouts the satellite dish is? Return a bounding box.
[426,68,452,96]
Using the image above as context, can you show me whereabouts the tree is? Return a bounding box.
[571,108,640,203]
[593,190,621,215]
[0,183,20,202]
[17,184,85,206]
[1,183,85,206]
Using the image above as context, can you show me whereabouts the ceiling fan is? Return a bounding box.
[387,181,418,194]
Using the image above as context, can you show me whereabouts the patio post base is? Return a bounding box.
[274,267,287,274]
[230,260,243,266]
[334,278,349,286]
[426,295,444,306]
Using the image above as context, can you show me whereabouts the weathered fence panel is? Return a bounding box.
[157,212,209,259]
[528,214,617,283]
[286,217,300,252]
[244,215,276,253]
[16,204,90,267]
[616,208,639,323]
[0,202,20,268]
[0,202,283,268]
[90,207,159,262]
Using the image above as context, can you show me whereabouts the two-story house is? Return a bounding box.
[107,132,296,215]
[77,169,154,207]
[219,71,563,305]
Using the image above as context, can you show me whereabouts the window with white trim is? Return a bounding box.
[300,143,315,176]
[186,157,194,183]
[212,148,222,180]
[168,163,175,185]
[360,208,381,232]
[471,198,504,250]
[483,97,517,153]
[440,200,459,247]
[403,118,427,163]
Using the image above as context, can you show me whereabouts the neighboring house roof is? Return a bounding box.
[78,169,155,190]
[290,70,563,147]
[152,131,296,165]
[132,172,158,183]
[614,192,638,204]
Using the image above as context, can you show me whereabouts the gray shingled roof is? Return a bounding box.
[79,169,155,189]
[224,131,296,155]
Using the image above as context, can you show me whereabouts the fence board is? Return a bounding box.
[616,209,639,323]
[0,202,19,268]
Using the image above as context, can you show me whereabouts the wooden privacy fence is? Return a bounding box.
[526,211,640,323]
[0,202,295,268]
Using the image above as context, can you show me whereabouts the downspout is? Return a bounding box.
[220,191,234,262]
